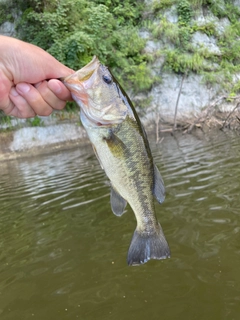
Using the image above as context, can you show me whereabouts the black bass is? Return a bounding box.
[61,56,170,265]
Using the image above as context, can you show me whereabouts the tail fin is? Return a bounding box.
[127,224,170,266]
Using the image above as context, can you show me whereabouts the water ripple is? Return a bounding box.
[0,132,240,319]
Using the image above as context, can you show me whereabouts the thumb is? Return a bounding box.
[35,52,74,81]
[6,37,74,83]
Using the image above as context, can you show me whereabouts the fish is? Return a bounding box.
[61,56,170,265]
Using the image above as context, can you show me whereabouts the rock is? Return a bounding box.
[145,39,162,54]
[191,31,221,55]
[144,72,218,122]
[163,6,178,23]
[139,30,151,39]
[10,124,87,151]
[194,9,218,25]
[215,18,230,36]
[0,21,16,36]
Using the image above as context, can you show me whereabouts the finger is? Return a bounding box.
[0,70,15,115]
[35,81,66,110]
[0,94,15,116]
[9,87,36,118]
[47,79,73,101]
[16,83,53,116]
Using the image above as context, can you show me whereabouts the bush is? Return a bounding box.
[17,0,153,92]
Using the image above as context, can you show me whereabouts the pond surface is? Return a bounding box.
[0,130,240,320]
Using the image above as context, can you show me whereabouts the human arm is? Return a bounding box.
[0,35,74,118]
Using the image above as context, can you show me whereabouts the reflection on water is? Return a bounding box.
[0,131,240,320]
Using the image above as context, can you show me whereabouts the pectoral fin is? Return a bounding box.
[110,186,127,216]
[104,131,128,159]
[153,164,165,204]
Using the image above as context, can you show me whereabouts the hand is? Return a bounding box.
[0,36,74,118]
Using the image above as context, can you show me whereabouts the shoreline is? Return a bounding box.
[0,109,239,162]
[0,138,90,162]
[0,122,89,162]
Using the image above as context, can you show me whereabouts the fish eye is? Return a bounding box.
[102,75,112,84]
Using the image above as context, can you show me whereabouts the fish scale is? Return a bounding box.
[61,56,170,265]
[103,118,155,227]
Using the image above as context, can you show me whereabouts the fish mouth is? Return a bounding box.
[60,56,100,90]
[60,56,126,126]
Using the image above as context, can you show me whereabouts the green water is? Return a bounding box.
[0,131,240,320]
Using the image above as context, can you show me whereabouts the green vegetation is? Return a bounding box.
[16,0,152,92]
[0,111,12,130]
[0,2,13,24]
[26,116,44,127]
[0,111,44,131]
[177,0,192,25]
[149,0,240,94]
[164,50,205,74]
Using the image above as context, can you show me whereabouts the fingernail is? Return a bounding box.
[16,83,30,94]
[10,87,19,96]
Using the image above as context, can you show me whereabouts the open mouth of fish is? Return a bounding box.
[60,56,100,96]
[60,56,127,126]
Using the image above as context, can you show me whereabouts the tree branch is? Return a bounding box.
[173,73,185,131]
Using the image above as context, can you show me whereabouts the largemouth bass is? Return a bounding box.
[61,56,170,265]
